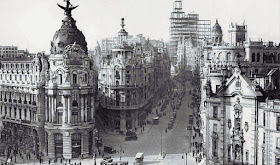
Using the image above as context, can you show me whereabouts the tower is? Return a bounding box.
[228,22,247,46]
[212,19,223,44]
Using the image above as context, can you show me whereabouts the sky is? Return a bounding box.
[0,0,279,53]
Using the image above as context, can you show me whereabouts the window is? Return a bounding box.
[277,117,280,131]
[213,106,218,119]
[246,150,249,162]
[212,138,218,157]
[84,74,88,83]
[72,112,79,124]
[213,124,217,133]
[252,53,255,62]
[263,112,265,126]
[277,137,280,149]
[73,74,77,84]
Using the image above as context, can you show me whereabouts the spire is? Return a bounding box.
[57,0,79,17]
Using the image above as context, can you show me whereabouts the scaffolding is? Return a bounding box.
[169,0,211,63]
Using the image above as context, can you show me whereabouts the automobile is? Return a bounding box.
[168,122,173,129]
[125,135,138,141]
[101,156,114,165]
[113,161,129,165]
[104,146,116,154]
[126,130,136,136]
[134,153,144,165]
[173,112,177,118]
[153,117,159,125]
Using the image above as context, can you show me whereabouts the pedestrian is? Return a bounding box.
[49,159,51,164]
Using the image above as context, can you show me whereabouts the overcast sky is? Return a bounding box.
[0,0,279,53]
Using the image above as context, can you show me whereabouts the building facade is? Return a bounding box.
[98,19,170,132]
[199,20,280,165]
[0,0,97,160]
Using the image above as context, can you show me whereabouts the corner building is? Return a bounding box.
[0,1,97,160]
[98,19,170,132]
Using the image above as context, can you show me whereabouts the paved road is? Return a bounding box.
[98,80,194,159]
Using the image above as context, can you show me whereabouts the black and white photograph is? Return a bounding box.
[0,0,279,164]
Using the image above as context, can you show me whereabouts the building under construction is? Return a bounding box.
[169,0,211,65]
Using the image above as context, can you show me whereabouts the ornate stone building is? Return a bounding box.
[199,20,280,165]
[0,0,97,160]
[98,19,170,132]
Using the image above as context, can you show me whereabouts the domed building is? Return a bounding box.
[212,19,223,44]
[44,0,96,159]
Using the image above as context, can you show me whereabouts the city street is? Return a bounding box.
[97,80,195,161]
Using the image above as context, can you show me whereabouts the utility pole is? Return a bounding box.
[160,127,162,156]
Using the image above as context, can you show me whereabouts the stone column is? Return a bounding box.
[90,96,94,123]
[68,96,71,124]
[63,132,72,159]
[16,107,20,120]
[81,131,89,158]
[30,109,33,121]
[120,111,126,132]
[85,96,88,122]
[21,108,25,120]
[48,132,55,159]
[80,95,84,122]
[62,96,66,124]
[45,96,49,122]
[52,96,56,123]
[49,96,52,123]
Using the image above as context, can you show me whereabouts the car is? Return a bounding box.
[104,146,116,154]
[126,130,136,136]
[125,135,138,141]
[168,122,173,129]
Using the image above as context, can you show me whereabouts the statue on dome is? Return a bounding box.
[57,0,79,17]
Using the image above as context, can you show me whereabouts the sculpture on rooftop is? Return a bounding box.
[57,0,78,17]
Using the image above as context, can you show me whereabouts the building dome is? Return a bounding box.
[50,2,87,54]
[212,19,223,44]
[212,19,222,35]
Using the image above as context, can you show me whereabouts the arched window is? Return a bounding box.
[252,53,255,62]
[73,74,77,84]
[115,70,120,79]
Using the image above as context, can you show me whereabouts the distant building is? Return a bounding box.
[0,46,29,58]
[169,0,211,65]
[98,19,170,132]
